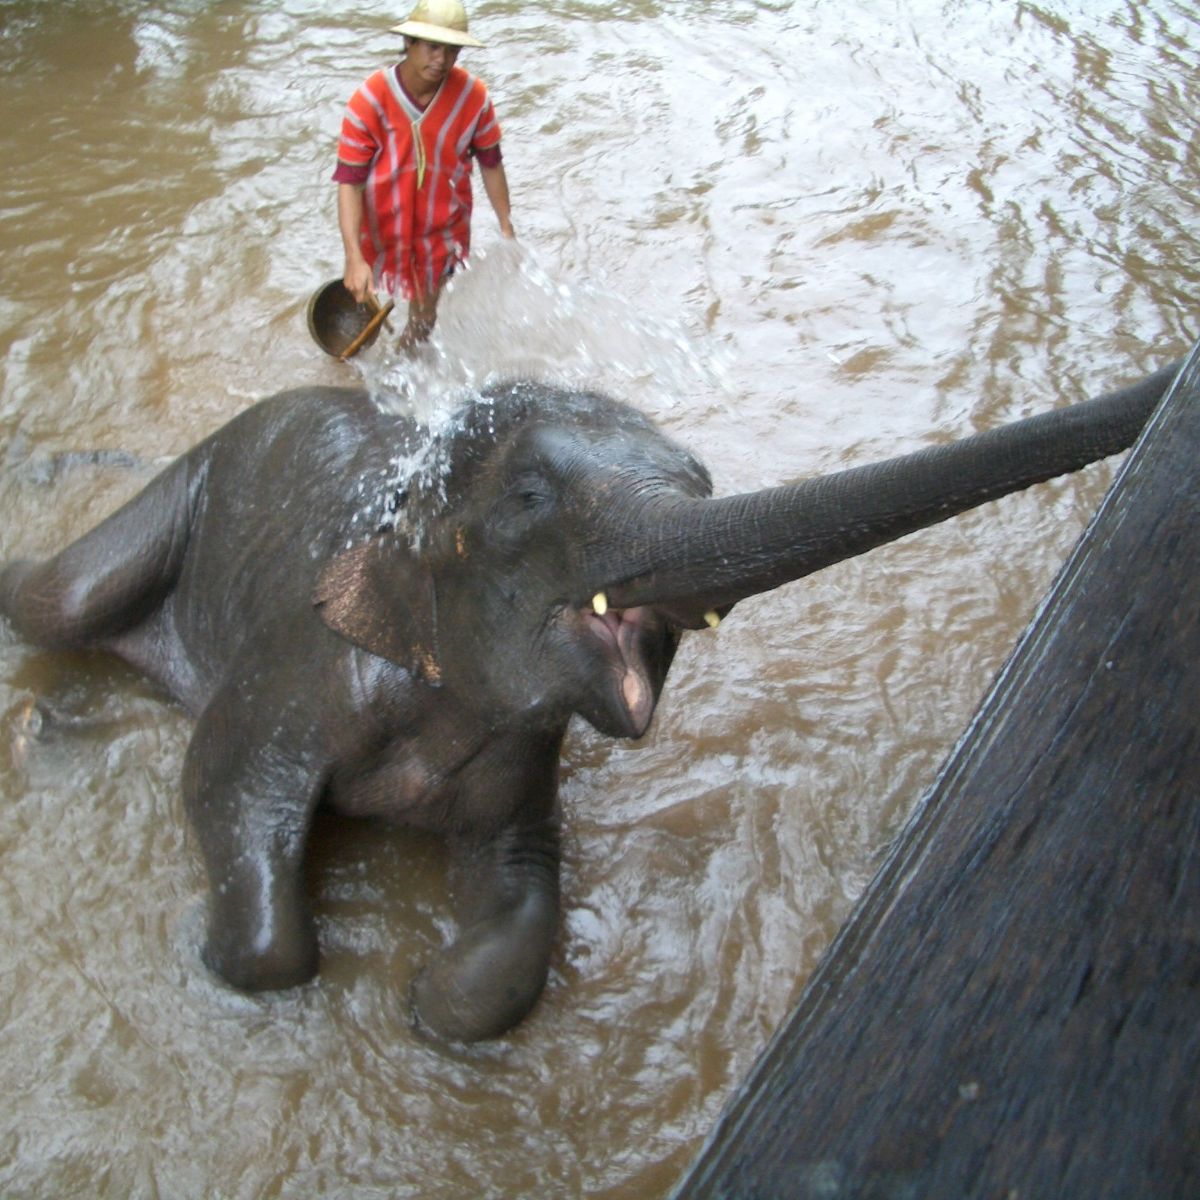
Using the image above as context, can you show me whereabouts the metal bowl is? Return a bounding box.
[306,278,384,358]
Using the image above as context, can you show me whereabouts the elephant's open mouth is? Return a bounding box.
[579,600,661,737]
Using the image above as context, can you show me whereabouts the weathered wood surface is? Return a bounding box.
[673,342,1200,1200]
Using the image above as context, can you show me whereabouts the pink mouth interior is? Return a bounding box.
[585,606,655,734]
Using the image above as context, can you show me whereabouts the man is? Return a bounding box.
[334,0,515,350]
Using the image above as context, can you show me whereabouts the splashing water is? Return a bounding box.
[351,240,732,544]
[358,240,729,419]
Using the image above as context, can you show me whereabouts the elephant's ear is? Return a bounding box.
[314,540,442,686]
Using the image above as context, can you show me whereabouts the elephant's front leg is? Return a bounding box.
[411,816,561,1043]
[182,698,324,992]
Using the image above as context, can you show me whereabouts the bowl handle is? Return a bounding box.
[339,299,396,361]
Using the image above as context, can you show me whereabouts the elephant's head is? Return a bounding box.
[317,383,713,738]
[316,364,1178,739]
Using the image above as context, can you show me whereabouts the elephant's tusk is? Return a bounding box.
[592,592,609,616]
[703,610,721,629]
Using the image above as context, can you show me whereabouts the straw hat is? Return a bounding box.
[391,0,485,48]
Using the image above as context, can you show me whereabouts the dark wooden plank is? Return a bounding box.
[673,342,1200,1200]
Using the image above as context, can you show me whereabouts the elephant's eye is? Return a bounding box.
[492,472,554,536]
[506,471,552,511]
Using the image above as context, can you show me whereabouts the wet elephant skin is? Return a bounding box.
[0,366,1179,1041]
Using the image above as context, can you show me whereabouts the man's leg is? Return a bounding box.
[397,285,443,353]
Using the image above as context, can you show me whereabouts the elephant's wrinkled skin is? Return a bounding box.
[0,364,1181,1041]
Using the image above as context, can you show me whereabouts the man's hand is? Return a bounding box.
[343,257,375,305]
[337,182,376,303]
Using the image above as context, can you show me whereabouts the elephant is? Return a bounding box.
[0,359,1182,1042]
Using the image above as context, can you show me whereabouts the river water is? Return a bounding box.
[0,1,1196,1196]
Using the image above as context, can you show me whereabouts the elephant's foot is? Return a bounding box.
[183,688,327,995]
[409,892,557,1043]
[197,842,319,993]
[1,454,194,646]
[202,916,319,993]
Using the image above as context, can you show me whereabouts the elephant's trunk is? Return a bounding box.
[601,360,1182,623]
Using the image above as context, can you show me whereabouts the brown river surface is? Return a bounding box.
[1,1,1197,1196]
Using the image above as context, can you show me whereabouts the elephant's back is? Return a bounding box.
[197,386,406,516]
[166,388,404,682]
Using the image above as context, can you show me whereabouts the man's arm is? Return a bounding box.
[337,183,375,302]
[479,162,515,239]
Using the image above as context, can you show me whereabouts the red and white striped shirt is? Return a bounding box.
[334,64,502,300]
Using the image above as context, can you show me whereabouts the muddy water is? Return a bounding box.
[0,0,1196,1196]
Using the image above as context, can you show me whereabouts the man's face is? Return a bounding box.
[407,38,461,86]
